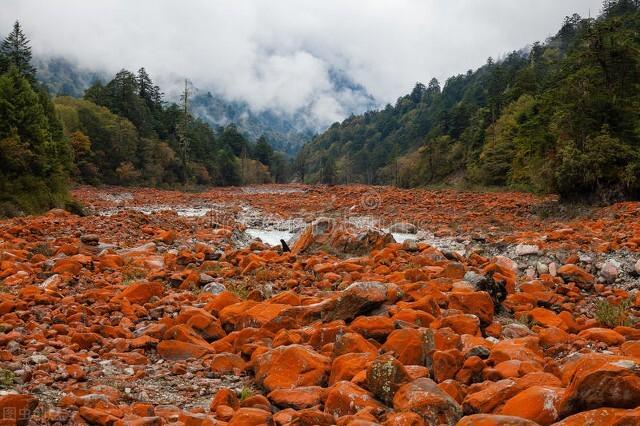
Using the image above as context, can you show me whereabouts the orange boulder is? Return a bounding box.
[254,344,330,391]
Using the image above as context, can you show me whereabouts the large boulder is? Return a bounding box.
[456,414,541,425]
[111,281,164,305]
[366,353,411,405]
[500,386,564,425]
[389,222,417,234]
[254,345,330,391]
[559,354,640,417]
[393,378,463,425]
[0,394,39,426]
[324,281,398,321]
[324,381,385,417]
[292,219,395,256]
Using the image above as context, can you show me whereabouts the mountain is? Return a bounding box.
[190,68,376,155]
[190,90,315,155]
[34,56,376,155]
[302,0,640,201]
[34,56,107,98]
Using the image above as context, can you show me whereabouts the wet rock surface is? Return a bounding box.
[1,184,640,425]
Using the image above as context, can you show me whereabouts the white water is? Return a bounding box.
[390,232,416,243]
[245,228,295,246]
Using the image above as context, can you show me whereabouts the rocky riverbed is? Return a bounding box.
[1,184,640,425]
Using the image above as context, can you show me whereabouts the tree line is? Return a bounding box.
[0,21,292,216]
[301,0,640,202]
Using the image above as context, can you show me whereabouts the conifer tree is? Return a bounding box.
[0,21,36,81]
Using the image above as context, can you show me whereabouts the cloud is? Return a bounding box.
[1,0,603,128]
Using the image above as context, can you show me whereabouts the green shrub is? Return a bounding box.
[594,298,636,328]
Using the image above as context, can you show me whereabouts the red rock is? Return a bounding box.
[557,264,594,286]
[333,332,378,356]
[366,354,411,405]
[187,313,226,342]
[382,412,426,425]
[448,291,494,325]
[330,353,376,385]
[289,408,335,425]
[71,332,104,350]
[621,340,640,357]
[156,340,209,361]
[432,349,464,383]
[267,386,323,409]
[325,381,385,417]
[538,326,573,347]
[350,315,395,341]
[112,281,164,305]
[500,386,564,425]
[0,394,39,426]
[432,314,481,336]
[52,258,82,275]
[157,230,176,244]
[559,354,640,416]
[553,407,640,425]
[488,337,543,366]
[577,327,625,346]
[210,388,240,411]
[393,378,462,424]
[164,324,212,348]
[462,379,520,415]
[527,307,564,329]
[219,300,259,330]
[206,353,247,375]
[456,414,541,425]
[325,281,397,321]
[78,406,120,425]
[382,329,433,366]
[228,407,272,426]
[254,345,330,391]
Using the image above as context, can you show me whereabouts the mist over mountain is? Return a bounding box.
[32,55,375,154]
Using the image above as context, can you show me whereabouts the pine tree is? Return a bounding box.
[137,67,154,104]
[0,21,36,81]
[255,135,273,167]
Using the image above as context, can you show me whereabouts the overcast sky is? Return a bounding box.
[2,0,604,127]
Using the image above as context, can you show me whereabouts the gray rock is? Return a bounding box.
[515,244,540,256]
[325,281,398,321]
[205,250,223,261]
[202,282,226,295]
[80,234,99,246]
[536,262,549,275]
[393,378,462,425]
[463,271,486,289]
[525,267,536,279]
[502,323,534,339]
[29,354,48,364]
[402,239,419,252]
[599,261,619,284]
[636,259,640,275]
[199,273,215,285]
[579,254,593,264]
[389,222,417,234]
[311,217,334,235]
[466,346,491,359]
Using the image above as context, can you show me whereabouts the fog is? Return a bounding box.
[2,0,603,127]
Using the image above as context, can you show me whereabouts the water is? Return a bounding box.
[390,232,416,243]
[245,228,295,246]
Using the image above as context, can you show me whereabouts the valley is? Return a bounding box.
[1,185,640,424]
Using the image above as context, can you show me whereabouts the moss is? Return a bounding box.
[0,369,15,389]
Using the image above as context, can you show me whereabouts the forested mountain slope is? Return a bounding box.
[302,0,640,201]
[0,22,290,216]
